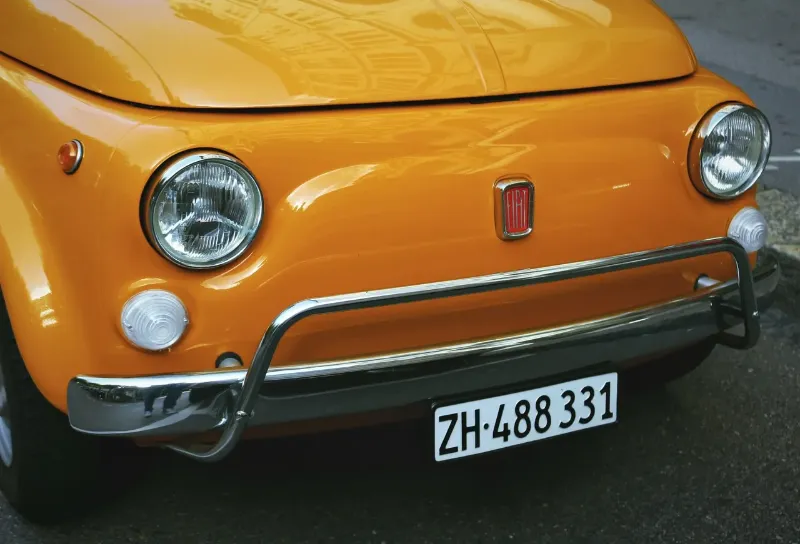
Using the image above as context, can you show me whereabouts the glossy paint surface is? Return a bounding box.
[0,50,759,413]
[0,0,695,108]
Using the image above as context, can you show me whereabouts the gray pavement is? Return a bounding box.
[1,306,799,543]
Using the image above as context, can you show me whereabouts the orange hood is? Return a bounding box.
[1,0,696,109]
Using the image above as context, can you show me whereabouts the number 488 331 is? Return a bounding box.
[491,381,615,442]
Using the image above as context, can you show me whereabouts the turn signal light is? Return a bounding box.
[57,140,83,175]
[728,207,768,253]
[120,290,189,351]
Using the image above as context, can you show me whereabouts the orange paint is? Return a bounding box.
[0,2,764,416]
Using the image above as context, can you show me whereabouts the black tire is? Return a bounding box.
[621,338,717,390]
[0,293,106,524]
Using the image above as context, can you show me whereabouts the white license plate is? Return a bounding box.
[434,373,618,461]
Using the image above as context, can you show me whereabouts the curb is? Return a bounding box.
[756,188,800,315]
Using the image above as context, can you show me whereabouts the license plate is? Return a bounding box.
[434,373,618,461]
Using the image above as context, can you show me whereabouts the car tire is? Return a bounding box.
[0,293,107,524]
[621,338,717,390]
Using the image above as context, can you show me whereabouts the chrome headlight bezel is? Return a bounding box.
[143,151,264,270]
[688,103,772,200]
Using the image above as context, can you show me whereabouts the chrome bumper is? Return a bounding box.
[67,238,780,463]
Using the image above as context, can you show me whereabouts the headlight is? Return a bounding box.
[689,103,771,199]
[144,152,263,269]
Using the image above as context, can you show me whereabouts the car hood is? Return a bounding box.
[2,0,697,109]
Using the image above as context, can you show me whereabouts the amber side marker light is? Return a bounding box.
[57,139,83,174]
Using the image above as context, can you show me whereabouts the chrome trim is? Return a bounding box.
[68,237,773,462]
[493,178,534,240]
[694,274,721,290]
[63,139,84,175]
[143,151,265,270]
[688,103,772,200]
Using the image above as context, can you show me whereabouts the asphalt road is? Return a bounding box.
[3,2,800,543]
[0,306,797,543]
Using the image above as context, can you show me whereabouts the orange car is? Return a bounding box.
[0,0,780,522]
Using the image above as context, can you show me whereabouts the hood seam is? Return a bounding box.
[454,0,508,93]
[65,0,176,106]
[430,0,490,93]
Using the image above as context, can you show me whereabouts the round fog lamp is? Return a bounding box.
[728,207,768,253]
[121,290,188,351]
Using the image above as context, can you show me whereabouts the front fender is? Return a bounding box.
[0,54,154,412]
[0,160,94,413]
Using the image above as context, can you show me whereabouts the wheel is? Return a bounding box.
[621,338,717,390]
[0,293,106,524]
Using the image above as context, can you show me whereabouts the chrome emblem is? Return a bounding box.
[494,179,534,240]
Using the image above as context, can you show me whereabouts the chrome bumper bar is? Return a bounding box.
[67,238,780,463]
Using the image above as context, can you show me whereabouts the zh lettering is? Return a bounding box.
[438,413,458,456]
[461,409,480,450]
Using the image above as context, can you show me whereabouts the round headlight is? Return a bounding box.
[145,152,263,269]
[689,103,771,199]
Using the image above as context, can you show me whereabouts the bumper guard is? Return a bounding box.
[67,238,780,462]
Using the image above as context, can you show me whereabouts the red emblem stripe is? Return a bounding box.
[504,185,530,234]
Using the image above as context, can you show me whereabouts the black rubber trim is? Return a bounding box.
[0,51,695,115]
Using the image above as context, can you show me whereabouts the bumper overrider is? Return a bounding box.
[67,238,780,462]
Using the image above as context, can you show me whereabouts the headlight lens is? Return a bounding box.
[146,152,263,269]
[689,103,771,199]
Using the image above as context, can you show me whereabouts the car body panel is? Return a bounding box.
[0,0,695,109]
[0,50,757,412]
